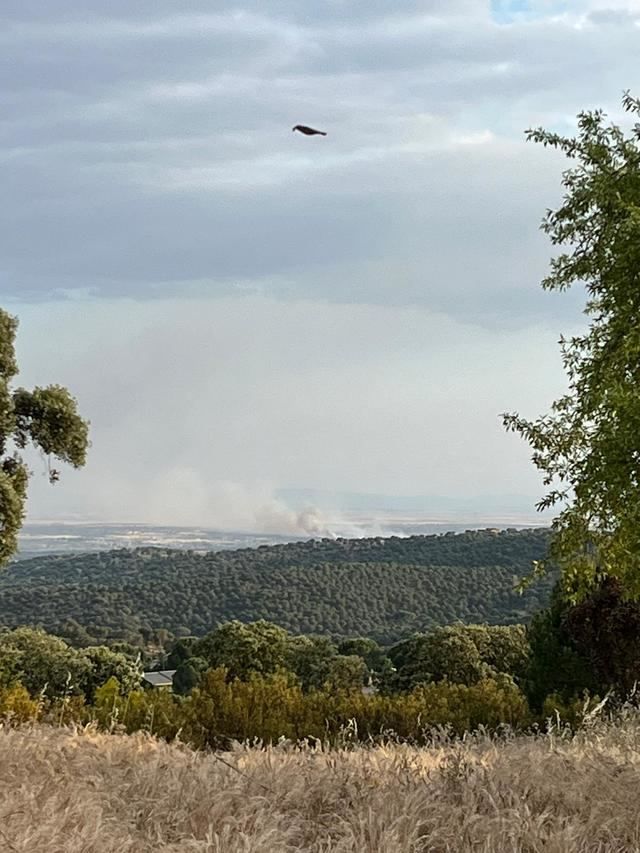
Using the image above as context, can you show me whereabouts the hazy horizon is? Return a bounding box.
[15,510,551,561]
[21,487,552,541]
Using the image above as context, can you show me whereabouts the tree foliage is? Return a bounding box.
[0,628,141,700]
[385,624,529,693]
[172,659,207,696]
[285,634,341,691]
[0,309,89,566]
[524,582,598,710]
[564,576,640,693]
[194,620,291,680]
[503,92,640,598]
[79,645,142,701]
[526,576,640,706]
[186,622,381,693]
[0,627,91,697]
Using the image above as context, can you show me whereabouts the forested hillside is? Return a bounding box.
[0,528,555,645]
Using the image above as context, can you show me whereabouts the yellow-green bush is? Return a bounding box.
[0,669,606,747]
[540,691,605,730]
[0,683,41,723]
[178,669,532,748]
[93,677,181,739]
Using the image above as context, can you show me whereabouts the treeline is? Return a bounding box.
[0,620,529,702]
[0,528,555,646]
[1,575,638,746]
[161,583,640,710]
[163,620,530,697]
[0,622,567,746]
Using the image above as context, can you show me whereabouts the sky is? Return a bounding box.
[2,0,639,531]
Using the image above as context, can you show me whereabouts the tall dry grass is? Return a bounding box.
[1,717,640,852]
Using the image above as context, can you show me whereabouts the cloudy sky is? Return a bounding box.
[2,0,638,530]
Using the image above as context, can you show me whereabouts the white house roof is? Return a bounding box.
[142,669,176,687]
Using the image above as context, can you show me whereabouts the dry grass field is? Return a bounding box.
[1,719,640,852]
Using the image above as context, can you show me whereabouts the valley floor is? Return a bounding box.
[0,721,639,852]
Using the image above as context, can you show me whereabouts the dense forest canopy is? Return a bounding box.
[0,528,555,645]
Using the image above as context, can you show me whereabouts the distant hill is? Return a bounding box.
[0,528,556,646]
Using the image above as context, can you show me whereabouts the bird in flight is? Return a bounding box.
[292,125,327,136]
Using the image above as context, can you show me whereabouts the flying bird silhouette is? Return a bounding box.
[292,125,327,136]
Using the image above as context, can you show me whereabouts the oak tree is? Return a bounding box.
[0,309,89,565]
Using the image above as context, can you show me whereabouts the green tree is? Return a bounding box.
[564,576,640,695]
[0,627,90,697]
[57,618,97,648]
[0,309,89,566]
[172,657,208,696]
[384,623,530,693]
[503,92,640,599]
[80,645,143,701]
[194,620,290,680]
[337,636,393,684]
[165,637,198,670]
[285,634,338,691]
[525,582,598,710]
[323,654,368,693]
[172,663,199,696]
[386,625,491,692]
[464,625,530,684]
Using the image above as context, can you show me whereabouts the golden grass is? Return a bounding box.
[1,720,640,852]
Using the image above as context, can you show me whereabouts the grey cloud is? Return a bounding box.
[1,0,636,327]
[586,8,640,24]
[3,130,572,330]
[2,1,480,27]
[0,128,586,331]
